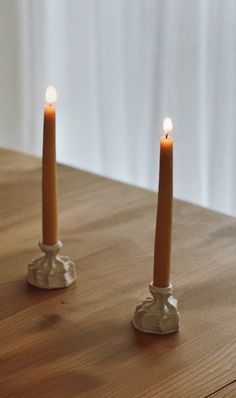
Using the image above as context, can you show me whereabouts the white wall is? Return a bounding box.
[1,0,236,216]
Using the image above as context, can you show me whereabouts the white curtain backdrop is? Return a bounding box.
[1,0,236,216]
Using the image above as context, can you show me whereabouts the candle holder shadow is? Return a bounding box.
[28,241,77,289]
[132,283,179,335]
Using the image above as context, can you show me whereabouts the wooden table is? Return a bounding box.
[0,148,236,398]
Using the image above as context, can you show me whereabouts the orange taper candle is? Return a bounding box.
[42,86,58,245]
[153,117,173,287]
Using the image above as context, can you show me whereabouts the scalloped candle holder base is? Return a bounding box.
[28,240,77,289]
[132,282,179,335]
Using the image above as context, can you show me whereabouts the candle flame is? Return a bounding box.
[45,86,57,105]
[163,117,173,135]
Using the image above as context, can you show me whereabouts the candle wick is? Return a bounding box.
[165,132,168,139]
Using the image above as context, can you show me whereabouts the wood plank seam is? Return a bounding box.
[204,379,236,398]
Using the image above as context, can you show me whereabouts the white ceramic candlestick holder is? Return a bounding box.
[28,240,77,289]
[132,282,179,335]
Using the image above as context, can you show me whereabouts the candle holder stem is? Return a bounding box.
[28,240,77,289]
[132,282,179,335]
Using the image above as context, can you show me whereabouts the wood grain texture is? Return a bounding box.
[206,381,236,397]
[0,148,236,398]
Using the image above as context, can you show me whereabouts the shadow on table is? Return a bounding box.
[1,369,104,398]
[0,268,73,323]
